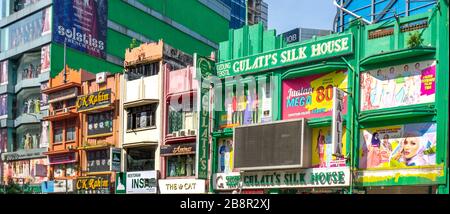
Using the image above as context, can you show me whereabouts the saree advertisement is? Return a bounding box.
[312,126,347,168]
[53,0,107,59]
[282,70,348,120]
[359,122,436,169]
[360,60,436,111]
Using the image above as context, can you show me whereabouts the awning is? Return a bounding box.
[124,99,159,108]
[43,112,78,121]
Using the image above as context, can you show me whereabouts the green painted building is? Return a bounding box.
[208,1,448,194]
[0,0,231,187]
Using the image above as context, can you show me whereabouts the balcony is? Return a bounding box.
[361,12,437,66]
[125,75,160,105]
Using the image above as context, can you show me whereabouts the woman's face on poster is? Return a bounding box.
[403,136,420,159]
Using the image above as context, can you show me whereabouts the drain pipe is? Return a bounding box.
[333,0,372,25]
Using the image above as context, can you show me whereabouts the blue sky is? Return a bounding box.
[265,0,337,34]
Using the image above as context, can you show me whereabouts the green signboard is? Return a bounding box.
[216,33,353,78]
[115,172,126,194]
[195,54,216,179]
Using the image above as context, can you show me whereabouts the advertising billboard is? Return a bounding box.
[282,70,348,120]
[53,0,108,59]
[311,126,347,168]
[360,60,436,111]
[359,122,436,169]
[126,171,157,194]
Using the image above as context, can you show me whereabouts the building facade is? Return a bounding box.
[41,67,92,194]
[0,0,231,191]
[334,0,438,32]
[247,0,268,29]
[120,41,193,194]
[282,27,333,44]
[220,0,246,29]
[210,1,448,194]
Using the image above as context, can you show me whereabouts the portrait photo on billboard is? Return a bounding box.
[359,122,436,169]
[360,60,436,111]
[53,0,108,59]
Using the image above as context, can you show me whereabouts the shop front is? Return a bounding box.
[1,147,48,187]
[161,142,196,178]
[210,24,354,194]
[75,175,111,194]
[77,73,121,193]
[353,11,447,193]
[158,178,206,194]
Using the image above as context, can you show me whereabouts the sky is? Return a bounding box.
[265,0,337,34]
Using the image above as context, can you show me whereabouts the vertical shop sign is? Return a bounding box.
[332,87,345,156]
[195,54,215,179]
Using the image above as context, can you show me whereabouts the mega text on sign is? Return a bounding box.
[216,33,353,78]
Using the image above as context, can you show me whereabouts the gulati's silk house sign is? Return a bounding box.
[216,33,353,78]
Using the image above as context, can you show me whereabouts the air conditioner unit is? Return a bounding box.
[188,129,197,136]
[68,145,74,150]
[96,72,107,84]
[179,129,187,137]
[172,131,178,137]
[63,108,69,113]
[51,111,57,116]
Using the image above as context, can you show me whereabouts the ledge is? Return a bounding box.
[124,99,159,108]
[41,82,81,94]
[43,112,78,121]
[360,47,436,66]
[358,103,435,123]
[282,62,348,80]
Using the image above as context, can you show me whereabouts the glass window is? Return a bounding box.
[86,149,110,172]
[53,164,64,178]
[66,98,76,108]
[66,163,77,177]
[53,122,63,143]
[127,62,159,81]
[66,125,75,141]
[1,7,51,52]
[0,60,8,84]
[87,111,113,136]
[127,104,157,130]
[167,155,195,177]
[0,128,7,153]
[15,124,40,150]
[126,147,155,172]
[0,94,7,116]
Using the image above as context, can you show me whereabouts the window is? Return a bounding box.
[53,101,63,111]
[127,104,157,130]
[87,149,110,172]
[0,94,7,116]
[1,7,51,51]
[126,147,155,172]
[53,121,63,143]
[66,98,76,108]
[167,155,196,177]
[127,62,159,81]
[66,125,75,141]
[0,60,8,84]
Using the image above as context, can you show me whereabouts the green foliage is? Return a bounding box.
[407,31,424,48]
[129,38,140,49]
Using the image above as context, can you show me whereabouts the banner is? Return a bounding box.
[282,70,348,119]
[195,54,216,179]
[216,33,353,78]
[40,45,51,73]
[359,122,436,169]
[241,167,350,189]
[332,87,345,156]
[53,0,108,59]
[360,60,436,111]
[159,179,206,194]
[126,171,157,194]
[312,126,347,168]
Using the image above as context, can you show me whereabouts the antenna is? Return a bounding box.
[63,38,67,84]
